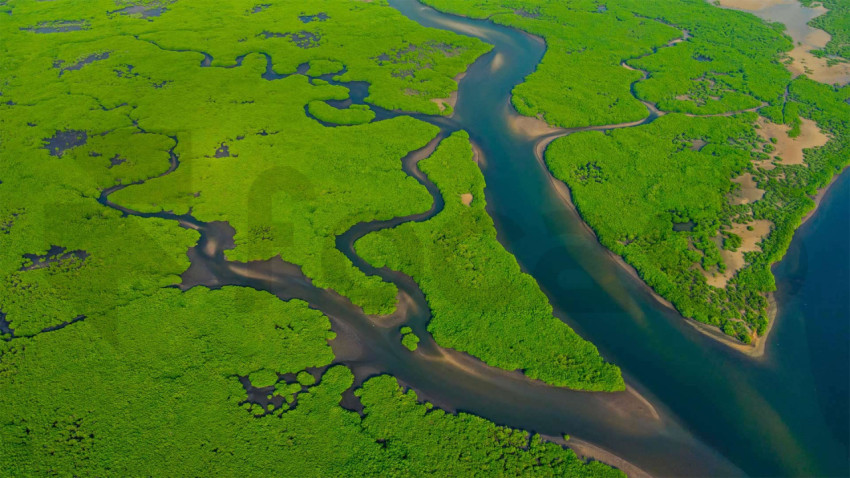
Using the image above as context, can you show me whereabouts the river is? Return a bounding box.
[386,0,850,476]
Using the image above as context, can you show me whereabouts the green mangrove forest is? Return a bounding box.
[2,0,848,474]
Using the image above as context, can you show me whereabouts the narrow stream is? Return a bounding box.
[96,1,850,475]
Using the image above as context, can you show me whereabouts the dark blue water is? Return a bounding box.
[391,1,850,475]
[773,171,850,457]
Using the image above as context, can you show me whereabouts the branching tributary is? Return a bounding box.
[95,1,842,476]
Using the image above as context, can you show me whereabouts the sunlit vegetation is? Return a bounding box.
[357,132,623,390]
[423,0,848,343]
[0,286,620,476]
[400,325,420,351]
[801,0,850,61]
[112,110,439,315]
[422,0,791,127]
[0,96,197,334]
[547,114,768,341]
[307,100,376,125]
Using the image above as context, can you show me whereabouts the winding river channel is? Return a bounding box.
[100,1,849,475]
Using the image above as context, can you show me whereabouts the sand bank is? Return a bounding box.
[543,435,653,478]
[508,109,565,138]
[490,51,505,72]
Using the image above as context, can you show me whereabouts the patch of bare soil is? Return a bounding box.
[704,219,773,288]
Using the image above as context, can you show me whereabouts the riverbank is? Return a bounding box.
[531,123,821,359]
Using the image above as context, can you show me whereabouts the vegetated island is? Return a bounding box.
[0,0,626,475]
[357,132,623,391]
[424,0,850,349]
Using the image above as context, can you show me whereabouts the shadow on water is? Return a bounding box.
[385,0,849,476]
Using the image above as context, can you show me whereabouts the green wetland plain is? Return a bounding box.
[1,0,848,476]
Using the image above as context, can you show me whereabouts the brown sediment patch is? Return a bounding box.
[690,139,707,151]
[460,193,473,206]
[430,97,450,112]
[729,173,765,205]
[620,61,637,72]
[755,117,829,167]
[786,32,850,85]
[626,385,660,421]
[431,344,660,423]
[704,219,772,288]
[429,72,465,113]
[490,51,505,72]
[715,0,787,9]
[508,108,564,138]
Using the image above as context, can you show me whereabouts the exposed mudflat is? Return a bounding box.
[756,117,829,167]
[730,173,765,205]
[705,219,773,288]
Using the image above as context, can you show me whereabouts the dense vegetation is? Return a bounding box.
[307,100,376,125]
[1,0,627,474]
[400,325,420,351]
[0,287,621,477]
[0,0,491,318]
[423,0,791,127]
[357,132,623,390]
